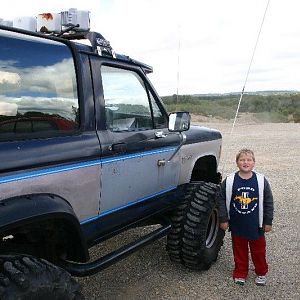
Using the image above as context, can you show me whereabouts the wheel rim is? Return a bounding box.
[206,209,219,248]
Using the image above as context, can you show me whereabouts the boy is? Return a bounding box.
[218,148,274,286]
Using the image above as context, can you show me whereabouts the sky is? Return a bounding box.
[1,0,300,96]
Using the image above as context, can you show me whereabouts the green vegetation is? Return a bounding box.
[162,92,300,123]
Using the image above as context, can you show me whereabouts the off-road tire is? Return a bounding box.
[166,182,225,270]
[0,254,83,300]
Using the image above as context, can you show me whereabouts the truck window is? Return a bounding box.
[101,66,166,131]
[0,32,79,140]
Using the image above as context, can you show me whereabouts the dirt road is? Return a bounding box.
[79,122,300,299]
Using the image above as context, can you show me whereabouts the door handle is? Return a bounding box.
[155,131,167,138]
[110,143,127,153]
[157,159,166,167]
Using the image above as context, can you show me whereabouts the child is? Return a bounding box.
[218,148,274,286]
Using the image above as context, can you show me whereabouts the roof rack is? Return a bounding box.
[0,8,153,73]
[57,28,115,58]
[0,8,115,57]
[55,26,152,73]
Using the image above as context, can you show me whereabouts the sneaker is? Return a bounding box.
[255,276,267,286]
[234,278,246,285]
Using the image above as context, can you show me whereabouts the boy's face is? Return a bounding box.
[236,153,255,174]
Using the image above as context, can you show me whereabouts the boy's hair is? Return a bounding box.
[236,148,255,163]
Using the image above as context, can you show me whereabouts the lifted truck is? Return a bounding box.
[0,9,224,299]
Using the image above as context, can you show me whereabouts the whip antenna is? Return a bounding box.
[176,25,181,108]
[222,0,271,175]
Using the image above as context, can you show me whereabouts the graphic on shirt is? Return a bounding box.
[234,192,257,210]
[233,191,258,215]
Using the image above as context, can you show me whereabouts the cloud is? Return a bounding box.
[0,95,77,120]
[0,102,18,116]
[0,70,21,88]
[0,58,78,120]
[0,58,76,98]
[1,0,300,95]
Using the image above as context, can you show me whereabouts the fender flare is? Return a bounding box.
[0,193,89,261]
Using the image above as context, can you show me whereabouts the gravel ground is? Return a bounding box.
[78,121,300,299]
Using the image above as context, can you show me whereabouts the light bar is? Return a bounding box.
[1,8,90,33]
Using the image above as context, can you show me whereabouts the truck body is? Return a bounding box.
[0,18,224,299]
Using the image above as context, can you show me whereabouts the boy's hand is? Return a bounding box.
[264,225,272,232]
[220,222,229,231]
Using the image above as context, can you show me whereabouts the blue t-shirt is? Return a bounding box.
[230,172,261,240]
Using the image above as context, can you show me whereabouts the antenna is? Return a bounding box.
[176,25,181,109]
[221,0,271,176]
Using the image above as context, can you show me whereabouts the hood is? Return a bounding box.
[184,125,222,145]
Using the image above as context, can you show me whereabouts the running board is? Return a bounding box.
[60,223,171,277]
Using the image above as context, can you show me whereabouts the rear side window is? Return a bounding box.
[0,31,79,140]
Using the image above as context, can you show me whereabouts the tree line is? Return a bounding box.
[162,92,300,123]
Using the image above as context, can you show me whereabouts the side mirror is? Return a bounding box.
[168,112,190,132]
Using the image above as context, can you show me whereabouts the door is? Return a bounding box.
[92,62,181,215]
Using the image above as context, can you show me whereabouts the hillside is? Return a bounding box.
[162,91,300,123]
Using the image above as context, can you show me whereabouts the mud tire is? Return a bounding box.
[0,254,83,300]
[167,182,225,270]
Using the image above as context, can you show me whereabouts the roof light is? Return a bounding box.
[1,8,90,33]
[37,13,61,33]
[61,8,90,32]
[13,16,37,31]
[0,19,13,27]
